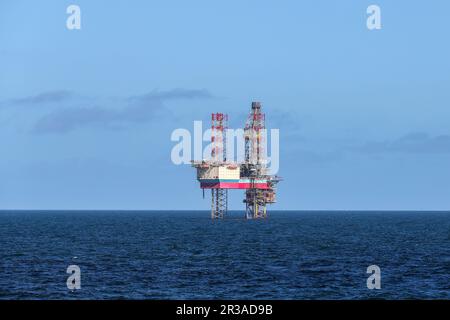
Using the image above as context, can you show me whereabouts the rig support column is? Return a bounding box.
[211,188,228,219]
[244,189,267,219]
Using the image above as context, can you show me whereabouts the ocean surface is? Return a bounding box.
[0,210,449,299]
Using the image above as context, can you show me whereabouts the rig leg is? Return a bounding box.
[244,189,267,219]
[211,188,228,219]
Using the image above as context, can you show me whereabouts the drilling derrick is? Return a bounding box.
[243,102,268,219]
[191,102,281,219]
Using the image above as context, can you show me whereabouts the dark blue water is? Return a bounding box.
[0,211,449,299]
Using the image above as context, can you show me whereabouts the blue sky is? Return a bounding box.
[1,0,449,210]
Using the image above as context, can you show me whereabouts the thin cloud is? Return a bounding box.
[353,132,450,154]
[32,88,214,134]
[128,88,213,102]
[33,105,129,134]
[11,90,73,105]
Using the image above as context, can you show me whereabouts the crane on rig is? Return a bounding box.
[191,102,281,219]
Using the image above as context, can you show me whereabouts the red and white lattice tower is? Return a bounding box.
[211,113,228,162]
[210,113,228,218]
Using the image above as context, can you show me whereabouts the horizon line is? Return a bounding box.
[0,209,449,213]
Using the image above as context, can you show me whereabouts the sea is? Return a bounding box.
[0,210,448,299]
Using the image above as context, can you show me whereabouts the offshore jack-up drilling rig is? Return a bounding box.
[191,102,281,219]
